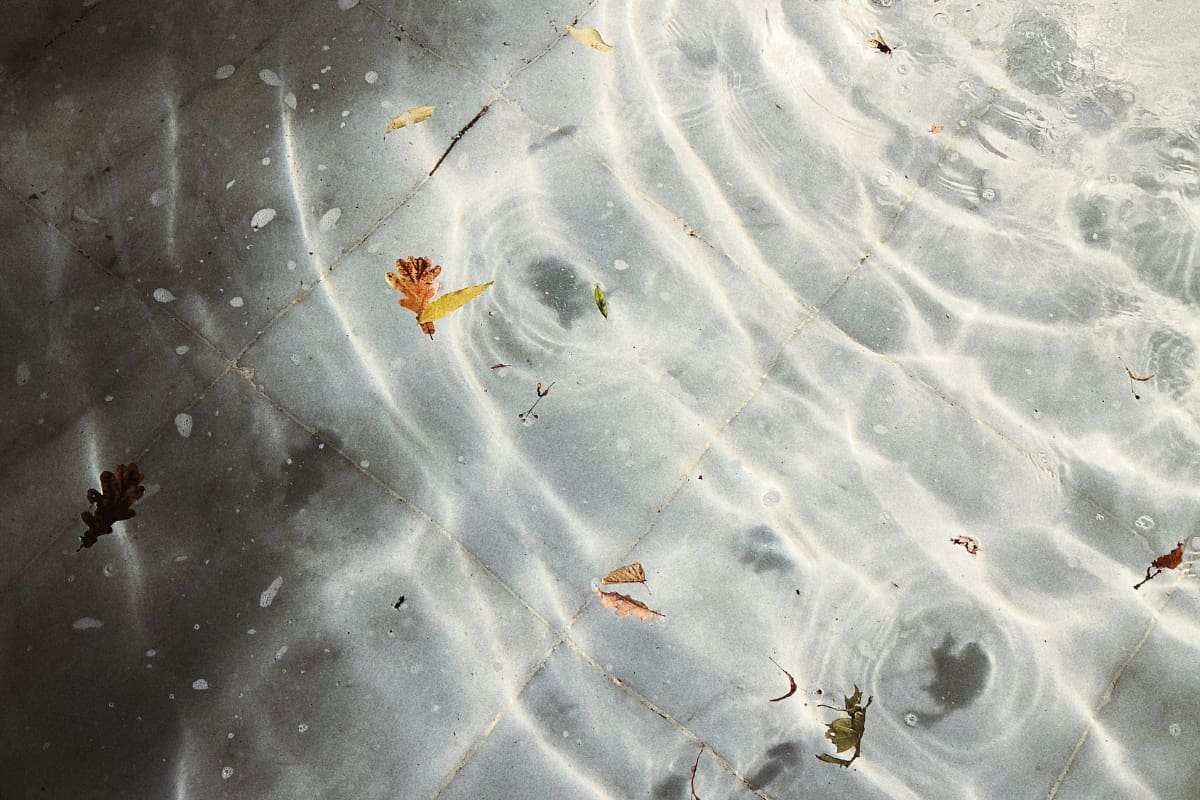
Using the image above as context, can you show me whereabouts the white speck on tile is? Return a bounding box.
[337,0,359,9]
[286,260,297,270]
[258,68,283,87]
[72,617,103,630]
[150,188,168,207]
[214,64,235,80]
[250,208,276,230]
[221,766,234,780]
[175,345,190,355]
[613,259,629,271]
[15,363,30,385]
[153,288,176,303]
[311,83,320,90]
[104,394,113,402]
[192,678,209,690]
[317,164,327,171]
[289,354,301,366]
[284,92,297,110]
[366,242,381,254]
[146,649,157,657]
[229,297,244,308]
[320,65,331,74]
[225,179,235,189]
[274,645,288,661]
[359,459,369,468]
[261,157,270,166]
[364,70,378,84]
[298,723,309,733]
[259,576,283,607]
[341,109,350,117]
[72,206,101,224]
[319,207,341,232]
[174,413,193,438]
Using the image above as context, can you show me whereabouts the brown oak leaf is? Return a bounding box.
[386,256,442,336]
[79,463,145,550]
[597,588,664,621]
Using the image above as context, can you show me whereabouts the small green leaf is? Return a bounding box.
[418,281,494,325]
[594,283,609,319]
[816,753,853,767]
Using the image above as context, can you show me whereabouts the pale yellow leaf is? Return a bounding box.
[417,281,494,324]
[386,105,435,135]
[566,24,614,52]
[601,563,646,585]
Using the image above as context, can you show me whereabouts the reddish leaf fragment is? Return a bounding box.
[1124,366,1155,400]
[1134,541,1185,590]
[690,747,704,800]
[951,535,979,555]
[597,588,664,621]
[930,124,945,134]
[768,657,798,702]
[386,256,441,336]
[490,363,511,371]
[78,463,145,550]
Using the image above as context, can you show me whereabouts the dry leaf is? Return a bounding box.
[419,281,493,325]
[597,588,664,621]
[1125,366,1155,400]
[79,463,146,550]
[951,535,979,555]
[601,563,646,585]
[689,748,704,800]
[386,105,435,135]
[930,125,945,134]
[386,256,441,335]
[815,686,873,767]
[490,363,510,371]
[566,24,614,52]
[1134,541,1185,590]
[768,657,798,702]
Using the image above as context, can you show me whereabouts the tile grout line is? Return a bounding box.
[1044,579,1177,799]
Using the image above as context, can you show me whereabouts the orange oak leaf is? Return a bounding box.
[1134,541,1186,590]
[601,563,646,585]
[597,588,664,621]
[386,256,442,336]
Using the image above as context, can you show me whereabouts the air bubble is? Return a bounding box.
[221,766,234,780]
[1169,723,1181,736]
[762,489,781,507]
[981,188,996,201]
[904,713,918,727]
[1134,515,1155,530]
[932,12,949,27]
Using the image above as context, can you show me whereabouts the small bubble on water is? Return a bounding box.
[932,12,949,27]
[981,188,996,201]
[298,723,309,733]
[762,489,781,507]
[1169,723,1182,736]
[876,174,891,187]
[905,713,919,727]
[221,766,234,780]
[1134,515,1155,530]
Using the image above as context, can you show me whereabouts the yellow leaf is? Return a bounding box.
[386,105,435,135]
[417,281,494,325]
[566,24,614,52]
[601,563,645,585]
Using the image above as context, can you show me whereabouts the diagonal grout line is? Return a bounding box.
[1044,580,1178,800]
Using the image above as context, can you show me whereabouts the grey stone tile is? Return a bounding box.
[567,319,1154,800]
[237,100,805,628]
[438,645,764,800]
[0,189,225,587]
[0,371,554,800]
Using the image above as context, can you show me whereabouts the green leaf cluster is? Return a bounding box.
[815,685,872,767]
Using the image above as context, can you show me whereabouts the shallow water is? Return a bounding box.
[2,1,1199,798]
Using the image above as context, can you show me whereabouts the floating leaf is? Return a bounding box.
[418,281,494,325]
[78,463,146,550]
[1125,366,1155,400]
[566,24,614,52]
[815,685,872,767]
[594,283,609,319]
[950,535,979,555]
[1135,541,1185,589]
[930,125,945,134]
[386,105,435,135]
[490,363,510,371]
[597,588,664,621]
[386,256,441,336]
[601,563,646,585]
[768,658,797,702]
